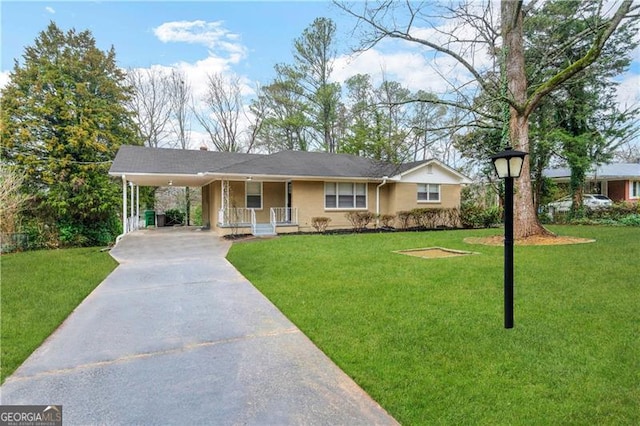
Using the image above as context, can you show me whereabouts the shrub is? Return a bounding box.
[192,205,203,226]
[397,211,413,229]
[460,203,481,228]
[411,208,440,228]
[22,220,59,250]
[588,201,640,221]
[552,202,640,226]
[165,209,185,226]
[408,208,463,229]
[619,214,640,226]
[84,217,120,246]
[57,217,120,247]
[345,211,374,231]
[460,203,502,229]
[59,222,90,247]
[444,208,462,228]
[0,233,29,253]
[379,214,396,228]
[481,206,502,227]
[311,217,331,233]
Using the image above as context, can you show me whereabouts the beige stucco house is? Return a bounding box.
[109,145,472,236]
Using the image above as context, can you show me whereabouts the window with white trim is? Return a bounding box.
[417,183,440,202]
[631,181,640,199]
[246,181,262,209]
[325,182,367,209]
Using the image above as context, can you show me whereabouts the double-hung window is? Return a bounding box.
[325,182,367,209]
[246,181,262,209]
[417,183,440,202]
[631,181,640,199]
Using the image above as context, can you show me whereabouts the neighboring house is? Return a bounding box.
[543,163,640,203]
[109,145,472,236]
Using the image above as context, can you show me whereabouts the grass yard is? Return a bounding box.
[227,226,640,425]
[1,247,117,383]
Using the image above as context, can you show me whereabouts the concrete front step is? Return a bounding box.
[253,223,276,236]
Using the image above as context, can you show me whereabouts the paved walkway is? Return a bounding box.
[1,228,397,425]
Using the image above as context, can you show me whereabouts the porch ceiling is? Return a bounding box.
[116,173,215,188]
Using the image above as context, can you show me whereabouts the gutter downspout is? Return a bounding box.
[376,176,389,228]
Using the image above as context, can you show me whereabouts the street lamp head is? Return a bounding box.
[490,147,528,179]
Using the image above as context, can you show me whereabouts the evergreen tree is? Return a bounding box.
[1,22,140,246]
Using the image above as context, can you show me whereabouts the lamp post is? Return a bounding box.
[490,147,528,329]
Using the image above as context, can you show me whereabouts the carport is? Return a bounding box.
[110,146,220,237]
[109,145,258,235]
[115,168,214,235]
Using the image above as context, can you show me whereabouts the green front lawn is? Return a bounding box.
[227,226,639,425]
[1,248,117,383]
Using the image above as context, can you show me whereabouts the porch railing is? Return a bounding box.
[219,208,253,226]
[127,215,142,232]
[218,207,298,227]
[250,208,257,234]
[271,207,298,224]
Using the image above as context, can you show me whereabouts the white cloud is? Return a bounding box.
[45,6,55,14]
[153,20,247,60]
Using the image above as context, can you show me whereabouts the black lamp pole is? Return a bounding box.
[503,175,515,328]
[490,147,527,329]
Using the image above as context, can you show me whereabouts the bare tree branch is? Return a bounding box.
[125,68,173,148]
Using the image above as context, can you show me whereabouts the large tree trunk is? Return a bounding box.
[512,116,550,237]
[502,0,551,238]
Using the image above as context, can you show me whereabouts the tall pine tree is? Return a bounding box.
[1,22,140,245]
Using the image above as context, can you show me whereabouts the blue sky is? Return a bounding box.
[1,0,639,147]
[1,1,343,86]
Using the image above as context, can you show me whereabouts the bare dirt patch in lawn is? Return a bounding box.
[464,235,595,246]
[396,247,478,259]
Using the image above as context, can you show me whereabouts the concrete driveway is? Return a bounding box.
[0,228,397,425]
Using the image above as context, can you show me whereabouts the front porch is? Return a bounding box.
[203,179,299,237]
[217,207,299,236]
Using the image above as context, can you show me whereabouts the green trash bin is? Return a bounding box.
[144,210,155,227]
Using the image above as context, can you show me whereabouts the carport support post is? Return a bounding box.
[136,185,140,230]
[122,175,127,234]
[130,181,134,229]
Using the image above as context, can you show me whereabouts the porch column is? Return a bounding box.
[129,181,134,230]
[121,175,127,234]
[136,185,140,229]
[220,179,225,212]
